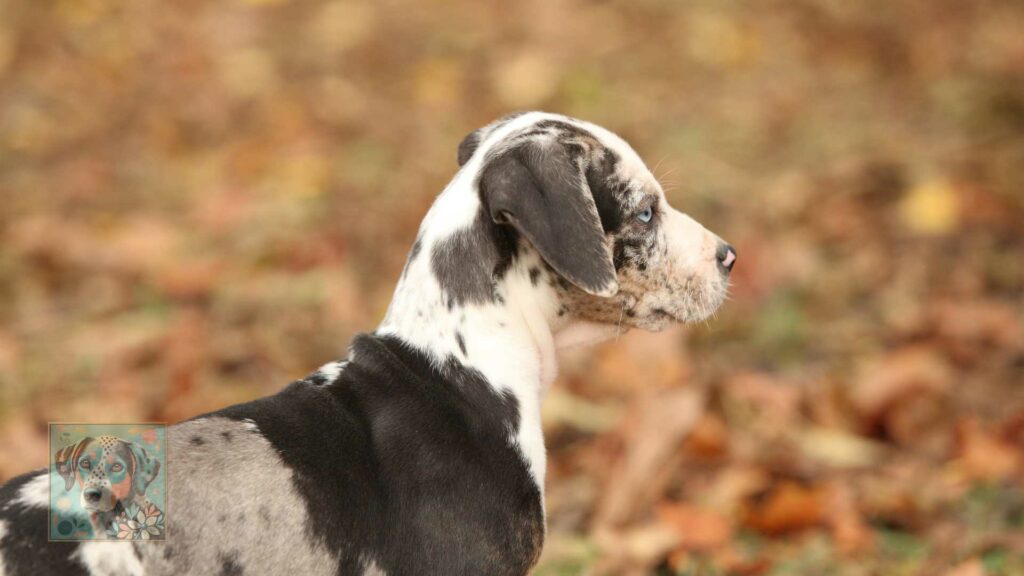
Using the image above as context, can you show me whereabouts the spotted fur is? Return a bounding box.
[0,112,734,575]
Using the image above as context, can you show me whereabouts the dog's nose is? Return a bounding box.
[83,488,101,504]
[716,243,737,272]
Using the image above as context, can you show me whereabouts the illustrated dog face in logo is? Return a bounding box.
[54,435,161,513]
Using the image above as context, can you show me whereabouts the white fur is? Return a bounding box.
[315,361,346,382]
[362,557,387,576]
[12,474,48,509]
[72,542,145,576]
[0,520,8,576]
[553,320,626,350]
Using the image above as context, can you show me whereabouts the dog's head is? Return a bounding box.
[453,113,734,333]
[54,436,161,513]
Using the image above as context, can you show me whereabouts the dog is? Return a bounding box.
[53,436,163,540]
[0,112,735,576]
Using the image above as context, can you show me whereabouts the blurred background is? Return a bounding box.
[1,0,1022,574]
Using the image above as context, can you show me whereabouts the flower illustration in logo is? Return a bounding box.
[110,503,165,540]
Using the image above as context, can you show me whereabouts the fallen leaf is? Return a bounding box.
[954,419,1022,482]
[743,481,825,535]
[825,481,874,553]
[657,501,733,551]
[943,559,985,576]
[901,178,960,235]
[796,426,885,468]
[595,388,705,529]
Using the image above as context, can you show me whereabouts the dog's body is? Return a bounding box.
[0,112,735,576]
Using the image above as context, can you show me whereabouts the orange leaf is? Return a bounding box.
[657,502,733,551]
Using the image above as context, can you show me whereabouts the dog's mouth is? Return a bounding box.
[634,282,729,328]
[82,501,114,512]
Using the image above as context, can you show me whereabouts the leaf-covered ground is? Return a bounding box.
[1,1,1022,574]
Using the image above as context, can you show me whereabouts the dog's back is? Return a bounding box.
[0,333,543,575]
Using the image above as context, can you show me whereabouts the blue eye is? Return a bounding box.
[636,206,654,223]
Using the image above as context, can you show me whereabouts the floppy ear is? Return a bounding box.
[458,128,484,167]
[126,441,161,497]
[480,139,618,297]
[458,112,529,167]
[54,437,93,491]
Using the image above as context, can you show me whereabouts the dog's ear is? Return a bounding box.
[126,441,161,497]
[458,128,484,167]
[54,437,93,491]
[480,139,619,297]
[458,112,530,167]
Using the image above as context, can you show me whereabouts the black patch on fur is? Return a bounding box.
[431,210,518,307]
[221,431,232,442]
[0,471,88,576]
[455,331,467,356]
[480,136,617,296]
[210,333,541,576]
[219,551,244,576]
[613,236,647,271]
[457,130,482,167]
[305,372,328,386]
[587,148,630,234]
[529,267,541,286]
[190,435,205,446]
[457,112,528,167]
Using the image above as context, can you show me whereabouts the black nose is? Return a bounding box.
[716,243,737,272]
[84,489,101,503]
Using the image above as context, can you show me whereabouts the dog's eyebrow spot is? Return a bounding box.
[190,436,205,446]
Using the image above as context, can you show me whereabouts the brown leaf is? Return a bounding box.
[683,413,729,459]
[825,481,875,553]
[851,346,953,418]
[657,502,733,551]
[954,419,1022,483]
[594,388,705,529]
[851,346,954,453]
[742,481,825,535]
[591,327,692,396]
[943,559,985,576]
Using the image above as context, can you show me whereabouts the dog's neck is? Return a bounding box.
[376,245,563,488]
[372,166,628,492]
